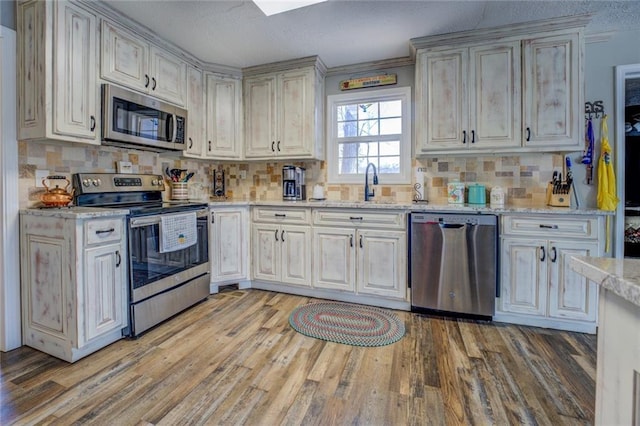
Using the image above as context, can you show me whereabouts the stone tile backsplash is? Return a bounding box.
[18,141,565,208]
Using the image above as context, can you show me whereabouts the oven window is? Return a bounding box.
[129,215,209,289]
[113,97,171,142]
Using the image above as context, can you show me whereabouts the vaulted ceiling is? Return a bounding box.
[102,0,640,69]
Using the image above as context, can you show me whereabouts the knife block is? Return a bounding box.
[546,183,571,207]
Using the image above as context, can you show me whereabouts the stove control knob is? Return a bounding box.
[92,178,101,187]
[82,179,91,187]
[152,178,160,186]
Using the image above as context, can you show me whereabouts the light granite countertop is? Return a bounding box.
[209,199,614,215]
[569,256,640,307]
[20,206,130,219]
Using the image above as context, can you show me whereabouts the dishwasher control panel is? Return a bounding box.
[411,212,496,226]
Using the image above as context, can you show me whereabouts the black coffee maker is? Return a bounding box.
[282,165,305,201]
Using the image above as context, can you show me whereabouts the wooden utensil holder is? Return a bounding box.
[546,183,571,207]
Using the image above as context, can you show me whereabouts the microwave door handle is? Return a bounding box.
[166,114,176,142]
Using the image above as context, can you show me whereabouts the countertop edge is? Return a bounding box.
[568,256,640,307]
[20,207,130,218]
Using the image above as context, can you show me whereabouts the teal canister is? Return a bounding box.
[468,183,486,204]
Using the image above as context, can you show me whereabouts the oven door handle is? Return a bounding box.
[129,210,208,228]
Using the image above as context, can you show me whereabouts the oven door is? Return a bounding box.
[128,209,209,303]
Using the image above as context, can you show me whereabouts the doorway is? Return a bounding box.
[614,64,640,258]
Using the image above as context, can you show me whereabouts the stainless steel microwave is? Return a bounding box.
[102,84,187,152]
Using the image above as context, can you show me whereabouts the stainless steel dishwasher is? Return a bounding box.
[410,212,498,319]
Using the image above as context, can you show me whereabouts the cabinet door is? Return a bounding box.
[522,32,581,149]
[469,42,521,148]
[149,47,187,105]
[416,48,468,151]
[22,234,71,341]
[252,223,280,281]
[100,20,149,92]
[313,228,355,292]
[53,2,98,142]
[500,238,548,316]
[211,209,247,282]
[278,68,314,157]
[244,75,277,158]
[206,75,243,159]
[280,225,312,287]
[357,230,407,299]
[548,240,599,322]
[185,66,204,156]
[83,244,125,346]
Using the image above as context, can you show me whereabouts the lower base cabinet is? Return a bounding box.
[496,214,603,333]
[20,212,128,362]
[313,227,407,300]
[209,207,250,290]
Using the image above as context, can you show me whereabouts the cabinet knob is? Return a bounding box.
[271,141,275,152]
[277,141,281,152]
[550,246,557,263]
[275,229,279,241]
[281,230,285,242]
[90,115,96,132]
[471,130,475,144]
[539,246,546,262]
[359,235,363,248]
[462,130,467,144]
[526,127,531,141]
[115,250,121,267]
[350,234,354,247]
[188,137,193,149]
[151,77,157,90]
[144,74,150,88]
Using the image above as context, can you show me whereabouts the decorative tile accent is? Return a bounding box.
[18,141,566,208]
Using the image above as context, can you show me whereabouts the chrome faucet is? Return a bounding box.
[364,162,378,201]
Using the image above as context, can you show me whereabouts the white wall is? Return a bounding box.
[0,25,21,351]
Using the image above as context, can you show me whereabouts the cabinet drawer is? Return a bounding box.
[501,215,599,239]
[313,209,406,229]
[85,218,124,245]
[252,207,310,224]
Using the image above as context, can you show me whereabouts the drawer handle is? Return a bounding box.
[349,216,363,220]
[275,214,286,218]
[115,250,121,267]
[539,224,558,229]
[550,246,557,263]
[95,228,115,235]
[540,246,546,262]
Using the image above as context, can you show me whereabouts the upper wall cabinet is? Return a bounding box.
[183,65,205,156]
[522,33,582,149]
[243,57,326,160]
[17,0,100,145]
[413,16,588,156]
[100,20,187,106]
[415,41,521,152]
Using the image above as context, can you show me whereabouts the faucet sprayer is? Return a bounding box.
[364,162,378,201]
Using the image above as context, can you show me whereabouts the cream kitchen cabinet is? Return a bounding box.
[312,210,407,301]
[243,57,325,160]
[209,206,250,291]
[497,214,603,333]
[412,17,587,156]
[17,0,99,145]
[415,41,521,153]
[101,20,187,106]
[204,74,243,159]
[522,32,582,149]
[184,65,205,156]
[20,211,128,362]
[251,207,312,287]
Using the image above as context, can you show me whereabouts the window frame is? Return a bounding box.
[326,86,412,185]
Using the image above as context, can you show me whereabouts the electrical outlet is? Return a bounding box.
[240,170,247,179]
[35,170,49,188]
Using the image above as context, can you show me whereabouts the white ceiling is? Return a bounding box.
[101,0,640,69]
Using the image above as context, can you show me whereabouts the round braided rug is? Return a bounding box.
[289,302,405,347]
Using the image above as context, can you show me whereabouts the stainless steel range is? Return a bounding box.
[73,173,210,337]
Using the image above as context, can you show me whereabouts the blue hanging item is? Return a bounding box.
[582,118,594,184]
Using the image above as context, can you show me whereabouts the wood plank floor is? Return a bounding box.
[1,289,596,425]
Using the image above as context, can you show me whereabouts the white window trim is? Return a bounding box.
[326,86,412,185]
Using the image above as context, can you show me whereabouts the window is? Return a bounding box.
[327,86,411,184]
